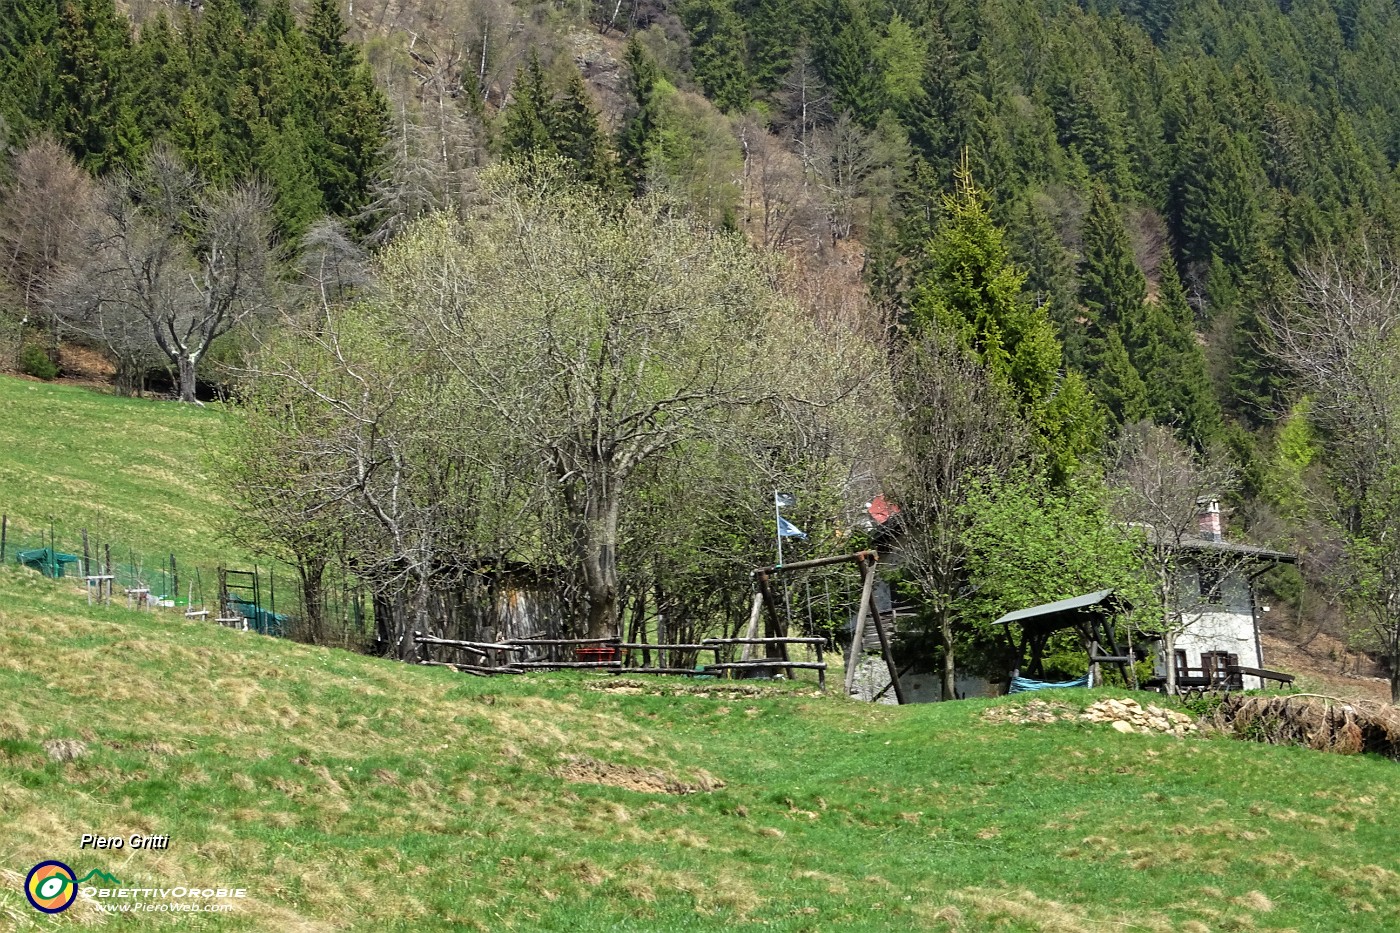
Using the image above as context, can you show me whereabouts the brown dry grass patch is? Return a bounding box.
[555,754,724,795]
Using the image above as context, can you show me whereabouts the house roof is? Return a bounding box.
[1144,529,1297,564]
[992,588,1130,634]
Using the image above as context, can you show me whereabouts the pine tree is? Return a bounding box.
[912,160,1102,478]
[131,10,190,142]
[499,52,557,161]
[553,71,619,192]
[811,0,883,123]
[1126,256,1222,449]
[53,0,141,172]
[302,0,387,217]
[680,0,751,113]
[0,0,61,137]
[1078,184,1146,336]
[617,36,663,194]
[1093,327,1151,428]
[742,0,801,93]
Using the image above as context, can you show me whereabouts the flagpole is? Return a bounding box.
[774,489,783,567]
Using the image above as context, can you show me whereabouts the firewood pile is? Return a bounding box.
[1212,694,1400,759]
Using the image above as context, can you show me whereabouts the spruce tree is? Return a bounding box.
[680,0,751,113]
[617,36,663,194]
[0,0,61,137]
[1127,256,1222,448]
[742,0,801,93]
[811,0,883,123]
[54,0,141,172]
[553,71,620,192]
[499,52,557,161]
[912,160,1102,478]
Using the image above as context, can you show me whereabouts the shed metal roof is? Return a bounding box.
[992,588,1127,632]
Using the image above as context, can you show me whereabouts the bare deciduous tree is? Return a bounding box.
[1108,421,1247,695]
[66,148,277,402]
[884,330,1026,700]
[1266,249,1400,701]
[0,135,95,335]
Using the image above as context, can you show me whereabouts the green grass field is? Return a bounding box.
[2,564,1398,932]
[0,374,238,572]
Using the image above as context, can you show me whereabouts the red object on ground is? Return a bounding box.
[577,645,619,663]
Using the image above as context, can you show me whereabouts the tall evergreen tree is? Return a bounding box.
[680,0,751,113]
[54,0,141,171]
[1077,185,1150,426]
[912,161,1102,479]
[0,0,61,137]
[742,0,801,93]
[499,51,556,160]
[553,71,619,192]
[617,36,663,194]
[811,0,883,123]
[1126,256,1223,449]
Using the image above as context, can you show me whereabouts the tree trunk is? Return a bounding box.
[1163,626,1178,696]
[576,489,623,639]
[403,573,431,661]
[297,557,326,645]
[177,353,198,403]
[939,605,956,701]
[1389,625,1400,704]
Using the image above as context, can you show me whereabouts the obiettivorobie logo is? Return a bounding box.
[24,861,122,914]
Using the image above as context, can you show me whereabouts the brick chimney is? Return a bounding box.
[1196,496,1222,542]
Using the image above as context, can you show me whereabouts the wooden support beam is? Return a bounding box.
[618,642,718,651]
[752,550,879,576]
[412,633,490,656]
[705,658,823,664]
[845,557,878,695]
[509,636,620,646]
[413,634,520,653]
[739,590,764,662]
[612,667,705,676]
[867,578,906,705]
[704,636,825,646]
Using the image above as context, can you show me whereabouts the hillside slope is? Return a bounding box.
[2,565,1398,931]
[0,374,237,571]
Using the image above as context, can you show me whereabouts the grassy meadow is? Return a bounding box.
[0,374,238,571]
[2,563,1398,932]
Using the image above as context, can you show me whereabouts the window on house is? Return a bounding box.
[1198,567,1223,602]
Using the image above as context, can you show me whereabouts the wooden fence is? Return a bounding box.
[413,633,828,690]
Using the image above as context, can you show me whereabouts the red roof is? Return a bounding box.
[865,494,900,525]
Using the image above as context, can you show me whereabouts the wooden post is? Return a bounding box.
[815,641,826,691]
[866,567,907,705]
[104,544,112,576]
[171,554,178,607]
[739,590,764,661]
[2,513,8,561]
[82,529,91,578]
[845,558,878,695]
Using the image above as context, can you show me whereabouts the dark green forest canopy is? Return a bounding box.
[0,0,387,238]
[689,0,1400,424]
[5,0,1400,428]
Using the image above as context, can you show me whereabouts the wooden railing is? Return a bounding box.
[413,632,828,689]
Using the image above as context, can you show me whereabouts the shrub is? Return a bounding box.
[19,342,59,380]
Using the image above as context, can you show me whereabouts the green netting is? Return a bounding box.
[15,547,80,578]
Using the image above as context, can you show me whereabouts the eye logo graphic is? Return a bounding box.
[25,860,78,914]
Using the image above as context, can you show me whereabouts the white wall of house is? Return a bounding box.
[1154,567,1265,689]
